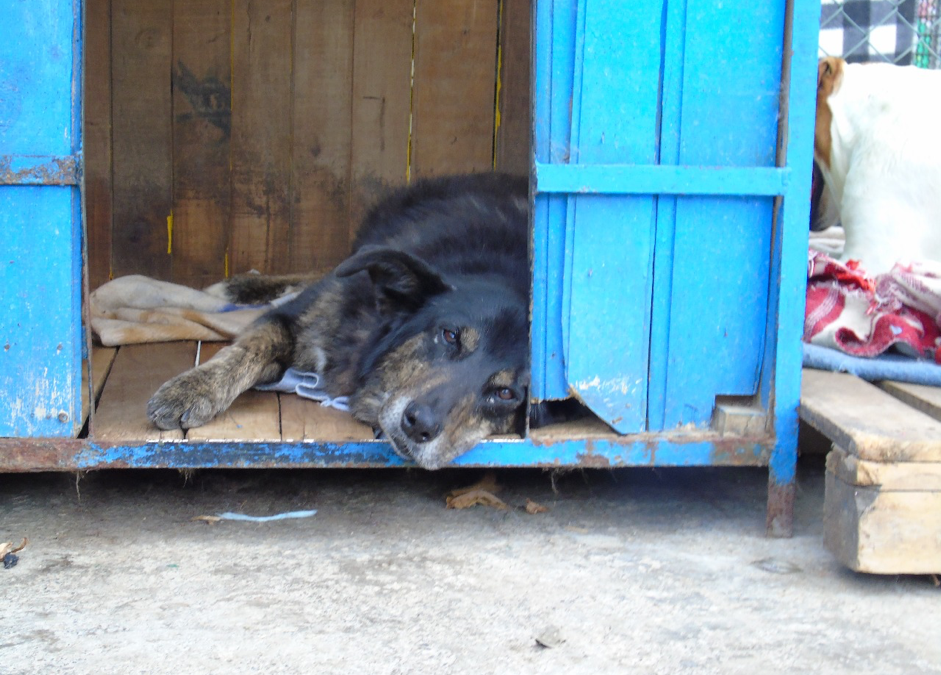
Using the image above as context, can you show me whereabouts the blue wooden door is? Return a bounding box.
[0,0,83,437]
[532,0,811,435]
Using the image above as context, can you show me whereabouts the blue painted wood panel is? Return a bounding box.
[654,0,787,429]
[562,0,663,432]
[0,0,82,438]
[0,0,77,156]
[532,0,577,401]
[0,187,82,437]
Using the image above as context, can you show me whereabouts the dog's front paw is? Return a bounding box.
[147,370,226,430]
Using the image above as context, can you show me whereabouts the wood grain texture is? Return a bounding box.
[280,396,373,442]
[827,446,941,491]
[879,381,941,424]
[228,0,294,276]
[182,341,281,442]
[93,343,193,441]
[84,0,114,291]
[824,466,941,574]
[111,0,173,280]
[800,369,941,462]
[349,0,414,232]
[494,0,531,176]
[292,0,355,272]
[171,0,232,288]
[410,0,499,178]
[81,346,117,429]
[185,389,282,442]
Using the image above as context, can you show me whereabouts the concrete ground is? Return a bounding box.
[1,456,938,675]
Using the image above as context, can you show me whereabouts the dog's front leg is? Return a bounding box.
[147,319,293,430]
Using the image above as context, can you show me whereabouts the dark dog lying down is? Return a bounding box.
[147,173,531,469]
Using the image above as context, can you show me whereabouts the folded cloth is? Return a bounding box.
[808,225,845,257]
[90,274,295,347]
[804,251,941,363]
[803,343,941,386]
[255,368,350,411]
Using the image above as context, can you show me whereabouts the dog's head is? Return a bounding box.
[336,246,529,469]
[814,56,845,170]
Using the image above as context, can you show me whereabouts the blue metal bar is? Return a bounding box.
[0,154,81,185]
[56,435,771,471]
[535,162,791,196]
[762,0,820,536]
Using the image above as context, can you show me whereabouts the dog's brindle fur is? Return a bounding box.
[147,173,530,469]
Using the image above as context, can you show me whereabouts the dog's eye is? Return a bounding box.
[495,388,516,402]
[441,328,459,345]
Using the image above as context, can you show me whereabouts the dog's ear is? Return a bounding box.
[814,57,844,169]
[817,56,843,92]
[335,246,450,309]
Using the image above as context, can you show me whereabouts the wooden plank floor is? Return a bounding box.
[90,342,375,443]
[800,368,941,462]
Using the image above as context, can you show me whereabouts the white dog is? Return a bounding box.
[814,57,941,275]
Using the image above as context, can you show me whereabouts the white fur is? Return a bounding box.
[818,62,941,275]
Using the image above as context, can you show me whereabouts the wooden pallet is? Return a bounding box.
[800,368,941,574]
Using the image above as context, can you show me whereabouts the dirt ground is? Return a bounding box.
[1,456,938,675]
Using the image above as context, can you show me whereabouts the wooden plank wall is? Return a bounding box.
[84,0,532,290]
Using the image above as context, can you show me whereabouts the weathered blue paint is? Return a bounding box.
[561,0,665,433]
[0,0,83,438]
[763,0,820,487]
[532,0,577,401]
[530,0,818,528]
[647,0,688,431]
[65,435,770,471]
[3,0,819,536]
[657,0,786,428]
[535,164,790,196]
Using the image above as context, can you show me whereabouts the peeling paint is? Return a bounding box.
[574,375,643,397]
[0,154,80,185]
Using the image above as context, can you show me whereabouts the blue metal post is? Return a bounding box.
[0,0,84,438]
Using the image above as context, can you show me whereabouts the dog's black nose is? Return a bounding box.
[401,401,441,444]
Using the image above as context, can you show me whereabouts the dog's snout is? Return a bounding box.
[401,401,441,444]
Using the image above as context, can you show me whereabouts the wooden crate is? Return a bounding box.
[84,0,532,291]
[801,369,941,574]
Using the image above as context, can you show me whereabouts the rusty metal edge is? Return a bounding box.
[0,154,81,186]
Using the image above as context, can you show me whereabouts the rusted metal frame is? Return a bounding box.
[0,433,773,472]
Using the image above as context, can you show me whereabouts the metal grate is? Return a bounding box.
[819,0,941,68]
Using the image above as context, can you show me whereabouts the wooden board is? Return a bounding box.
[827,446,941,491]
[410,0,499,178]
[824,467,941,574]
[291,0,355,272]
[280,396,373,442]
[494,0,531,176]
[800,369,941,462]
[349,0,414,232]
[228,0,293,276]
[93,343,195,441]
[170,0,231,289]
[111,0,173,280]
[879,381,941,424]
[84,0,113,291]
[184,389,282,442]
[183,342,281,442]
[81,346,118,428]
